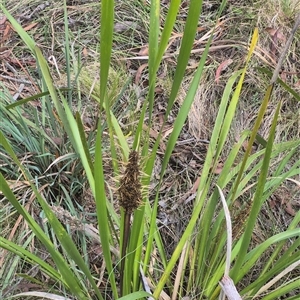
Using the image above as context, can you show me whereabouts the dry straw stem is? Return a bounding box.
[219,275,242,300]
[217,185,240,300]
[171,241,188,300]
[253,260,300,298]
[216,185,232,277]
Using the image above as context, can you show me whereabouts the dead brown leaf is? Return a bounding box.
[294,79,300,87]
[162,125,173,139]
[51,137,64,146]
[23,22,38,31]
[138,45,149,56]
[143,124,166,151]
[0,46,11,58]
[0,17,12,44]
[135,63,148,84]
[191,176,201,193]
[213,163,224,174]
[154,86,164,94]
[280,71,287,82]
[265,27,286,60]
[0,15,7,25]
[284,202,296,216]
[82,47,88,57]
[265,27,286,42]
[215,58,233,84]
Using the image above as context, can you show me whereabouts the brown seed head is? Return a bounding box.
[118,150,142,213]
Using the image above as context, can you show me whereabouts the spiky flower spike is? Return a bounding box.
[118,151,142,295]
[118,150,142,213]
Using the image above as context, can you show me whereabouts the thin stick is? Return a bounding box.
[0,74,32,84]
